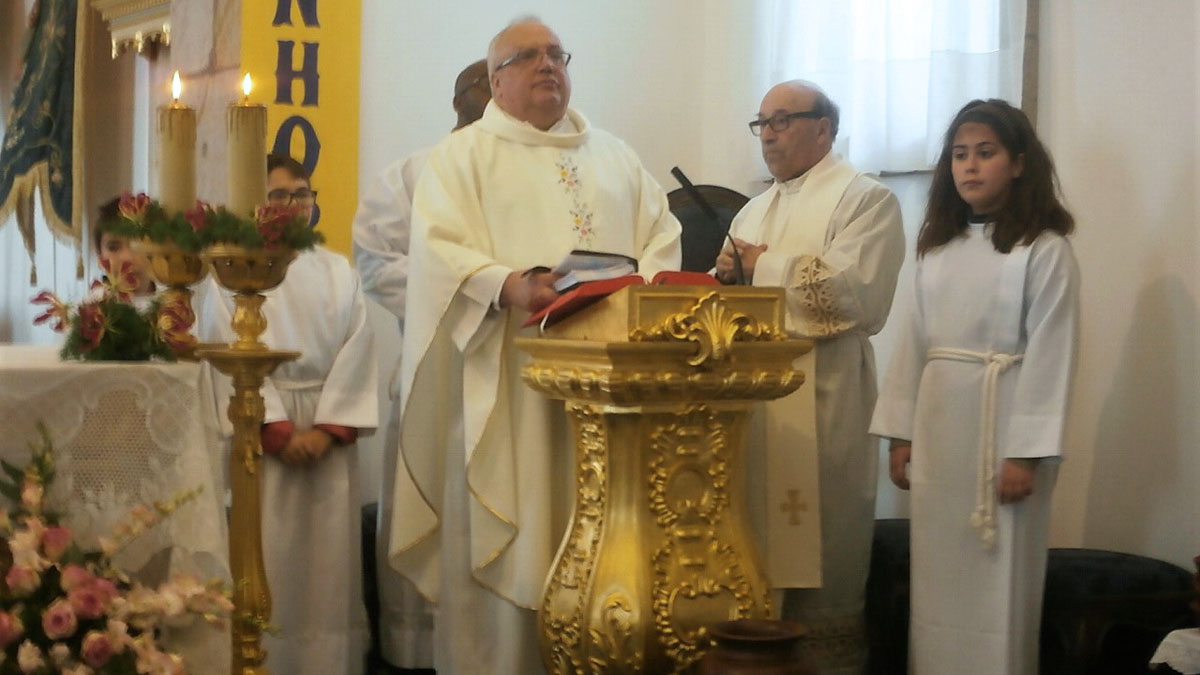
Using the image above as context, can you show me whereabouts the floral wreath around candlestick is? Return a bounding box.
[30,261,190,362]
[0,424,233,674]
[105,193,322,252]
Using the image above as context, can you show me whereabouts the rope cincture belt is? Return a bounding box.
[925,347,1023,548]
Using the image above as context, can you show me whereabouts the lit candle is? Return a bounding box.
[158,71,196,214]
[227,73,267,219]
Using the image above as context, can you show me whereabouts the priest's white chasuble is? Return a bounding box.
[729,152,904,673]
[389,101,681,674]
[352,148,436,668]
[871,225,1079,675]
[195,246,378,675]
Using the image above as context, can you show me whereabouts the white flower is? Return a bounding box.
[17,640,44,673]
[49,641,72,666]
[20,480,43,511]
[8,519,48,571]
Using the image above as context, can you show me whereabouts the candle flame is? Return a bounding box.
[171,71,181,100]
[242,74,253,98]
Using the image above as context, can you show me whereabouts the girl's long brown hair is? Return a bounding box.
[917,99,1074,257]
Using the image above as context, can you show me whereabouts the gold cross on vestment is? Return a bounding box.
[780,489,808,525]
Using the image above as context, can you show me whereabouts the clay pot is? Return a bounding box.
[697,619,815,675]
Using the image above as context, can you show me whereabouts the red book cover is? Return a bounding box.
[650,270,720,286]
[522,274,645,329]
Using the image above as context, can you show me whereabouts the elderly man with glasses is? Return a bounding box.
[385,16,680,675]
[714,80,905,675]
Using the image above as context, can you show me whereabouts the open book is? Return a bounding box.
[551,250,638,292]
[523,270,719,330]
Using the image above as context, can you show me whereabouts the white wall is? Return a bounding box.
[1037,1,1199,568]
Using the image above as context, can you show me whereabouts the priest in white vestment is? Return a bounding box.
[715,81,905,674]
[388,18,681,674]
[196,156,377,675]
[351,58,490,671]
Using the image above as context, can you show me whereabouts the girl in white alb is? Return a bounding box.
[870,99,1080,675]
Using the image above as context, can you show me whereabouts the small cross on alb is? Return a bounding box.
[780,488,807,526]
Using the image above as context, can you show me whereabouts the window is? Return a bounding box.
[761,0,1028,172]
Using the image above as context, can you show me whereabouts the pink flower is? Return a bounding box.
[93,576,119,603]
[118,192,151,223]
[41,525,71,560]
[77,302,107,352]
[60,564,95,591]
[184,200,211,233]
[31,290,71,332]
[82,630,114,668]
[41,598,78,640]
[156,299,196,352]
[254,203,302,247]
[69,586,107,620]
[5,564,40,596]
[17,640,44,673]
[0,611,25,648]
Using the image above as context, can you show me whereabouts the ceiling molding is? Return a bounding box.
[90,0,171,59]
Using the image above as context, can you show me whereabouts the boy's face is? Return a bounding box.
[97,232,152,294]
[266,168,314,223]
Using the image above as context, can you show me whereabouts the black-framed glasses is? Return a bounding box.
[454,74,489,99]
[748,110,824,136]
[495,47,571,72]
[267,188,317,205]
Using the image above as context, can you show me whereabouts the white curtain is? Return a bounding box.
[761,0,1027,172]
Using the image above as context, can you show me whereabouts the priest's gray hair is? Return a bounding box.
[487,15,549,75]
[787,79,841,140]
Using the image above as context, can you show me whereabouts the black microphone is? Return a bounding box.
[671,167,744,285]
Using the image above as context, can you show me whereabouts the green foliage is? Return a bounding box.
[59,298,174,362]
[200,206,325,250]
[105,192,324,253]
[102,202,206,254]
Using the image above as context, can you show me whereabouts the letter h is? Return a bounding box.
[276,41,319,106]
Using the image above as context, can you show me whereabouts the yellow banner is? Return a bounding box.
[241,0,360,256]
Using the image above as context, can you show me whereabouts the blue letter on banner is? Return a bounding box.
[273,0,319,27]
[275,41,319,106]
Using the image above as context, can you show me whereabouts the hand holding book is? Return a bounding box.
[551,250,638,291]
[501,268,563,313]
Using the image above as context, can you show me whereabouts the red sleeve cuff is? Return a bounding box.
[261,421,294,456]
[314,423,357,446]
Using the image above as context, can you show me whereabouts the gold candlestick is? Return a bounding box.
[228,74,267,219]
[198,244,300,675]
[158,72,196,214]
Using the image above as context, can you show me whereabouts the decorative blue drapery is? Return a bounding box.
[0,0,87,283]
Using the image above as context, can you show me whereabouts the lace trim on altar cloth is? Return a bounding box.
[791,255,854,338]
[0,365,228,583]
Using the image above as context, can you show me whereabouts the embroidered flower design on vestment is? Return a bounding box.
[793,255,853,337]
[556,154,595,247]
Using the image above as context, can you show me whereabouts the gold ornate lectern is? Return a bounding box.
[515,285,812,674]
